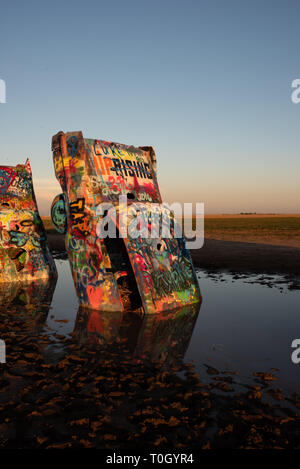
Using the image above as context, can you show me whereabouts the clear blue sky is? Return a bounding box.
[0,0,299,214]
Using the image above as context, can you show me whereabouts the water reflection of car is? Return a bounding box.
[73,302,200,366]
[0,160,57,282]
[51,131,201,313]
[0,275,57,330]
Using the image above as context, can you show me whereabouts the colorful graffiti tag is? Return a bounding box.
[51,131,201,313]
[0,159,57,282]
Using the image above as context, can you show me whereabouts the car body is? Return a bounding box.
[0,159,57,282]
[51,131,201,313]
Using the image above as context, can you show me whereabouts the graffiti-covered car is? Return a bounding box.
[51,131,201,313]
[0,159,57,282]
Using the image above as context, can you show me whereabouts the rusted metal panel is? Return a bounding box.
[0,159,57,282]
[51,131,201,313]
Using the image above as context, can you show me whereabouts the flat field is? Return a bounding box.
[43,214,300,248]
[202,214,300,248]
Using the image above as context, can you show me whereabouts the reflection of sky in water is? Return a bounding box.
[40,260,300,393]
[45,260,78,336]
[188,270,300,394]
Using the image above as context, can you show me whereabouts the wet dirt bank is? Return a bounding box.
[47,233,300,276]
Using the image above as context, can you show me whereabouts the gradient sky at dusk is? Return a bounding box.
[0,0,299,214]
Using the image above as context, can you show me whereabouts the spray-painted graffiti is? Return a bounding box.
[51,131,201,313]
[0,159,57,282]
[51,193,67,234]
[0,167,16,194]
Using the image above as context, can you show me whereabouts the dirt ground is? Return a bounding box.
[46,232,300,276]
[191,238,300,275]
[44,214,300,275]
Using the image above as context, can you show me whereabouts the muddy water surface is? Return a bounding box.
[1,258,300,448]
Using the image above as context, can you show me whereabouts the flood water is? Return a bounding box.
[42,260,300,393]
[1,258,300,448]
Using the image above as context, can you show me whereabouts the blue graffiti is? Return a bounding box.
[67,136,78,158]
